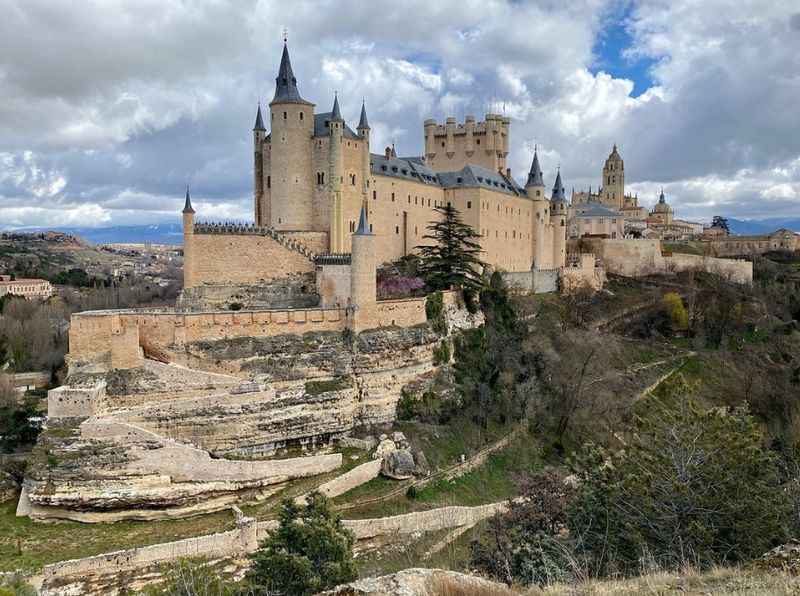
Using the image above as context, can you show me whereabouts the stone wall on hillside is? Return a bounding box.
[39,502,506,596]
[585,238,753,284]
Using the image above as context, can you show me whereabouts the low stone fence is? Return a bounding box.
[40,501,507,595]
[295,459,382,505]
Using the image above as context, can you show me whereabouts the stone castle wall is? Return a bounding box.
[586,239,753,284]
[68,295,431,373]
[185,231,315,289]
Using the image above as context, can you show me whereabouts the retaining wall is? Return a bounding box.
[41,502,506,595]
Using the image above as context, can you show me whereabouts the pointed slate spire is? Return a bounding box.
[331,92,343,122]
[271,42,310,105]
[526,146,544,187]
[354,204,372,235]
[357,100,370,130]
[253,103,265,131]
[182,186,195,214]
[659,187,666,203]
[551,169,566,202]
[390,143,397,158]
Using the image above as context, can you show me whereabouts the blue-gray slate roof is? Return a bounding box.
[370,155,526,196]
[358,101,369,129]
[253,104,265,131]
[271,43,313,105]
[526,150,544,187]
[314,112,360,139]
[572,202,621,218]
[551,170,567,202]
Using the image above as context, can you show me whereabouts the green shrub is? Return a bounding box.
[305,377,349,396]
[396,388,417,421]
[569,399,790,575]
[433,340,451,365]
[228,302,243,311]
[426,290,447,334]
[247,492,356,596]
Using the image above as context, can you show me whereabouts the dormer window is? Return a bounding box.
[456,177,463,183]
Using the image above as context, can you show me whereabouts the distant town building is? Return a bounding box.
[0,275,53,300]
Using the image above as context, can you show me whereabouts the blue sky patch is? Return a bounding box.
[592,3,657,97]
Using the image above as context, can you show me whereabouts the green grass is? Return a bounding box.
[0,499,235,573]
[304,377,351,395]
[412,440,541,506]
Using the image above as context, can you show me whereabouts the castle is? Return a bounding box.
[182,41,580,313]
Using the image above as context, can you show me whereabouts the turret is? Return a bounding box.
[424,119,437,160]
[526,148,548,269]
[328,94,345,252]
[182,186,195,289]
[268,41,315,231]
[525,147,545,199]
[550,170,568,268]
[464,115,475,155]
[350,206,376,331]
[253,103,266,224]
[357,100,371,210]
[445,117,456,157]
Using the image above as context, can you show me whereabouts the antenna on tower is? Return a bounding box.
[282,27,288,43]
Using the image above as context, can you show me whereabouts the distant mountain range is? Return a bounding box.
[18,223,185,245]
[5,216,799,246]
[726,218,800,235]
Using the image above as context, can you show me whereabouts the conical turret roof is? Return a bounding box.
[358,100,369,130]
[331,93,343,121]
[354,205,372,235]
[526,148,544,187]
[551,169,567,202]
[271,42,312,105]
[253,103,265,131]
[182,186,195,214]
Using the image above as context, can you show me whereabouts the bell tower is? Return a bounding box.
[601,144,624,209]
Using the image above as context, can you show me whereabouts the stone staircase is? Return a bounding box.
[193,222,317,262]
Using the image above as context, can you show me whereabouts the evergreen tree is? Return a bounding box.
[416,204,485,292]
[246,492,356,596]
[711,215,730,233]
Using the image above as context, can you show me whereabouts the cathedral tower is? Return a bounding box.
[268,42,315,231]
[601,144,624,209]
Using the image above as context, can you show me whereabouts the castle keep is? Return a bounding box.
[182,41,574,311]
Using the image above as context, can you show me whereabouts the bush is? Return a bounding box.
[663,292,688,332]
[144,559,239,595]
[569,398,790,575]
[426,291,447,334]
[247,492,356,596]
[433,340,451,365]
[471,469,576,586]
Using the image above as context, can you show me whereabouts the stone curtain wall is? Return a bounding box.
[501,268,559,294]
[68,296,432,372]
[587,239,753,284]
[48,383,107,419]
[186,232,316,288]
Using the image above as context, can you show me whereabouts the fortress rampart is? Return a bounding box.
[67,296,431,376]
[584,238,753,284]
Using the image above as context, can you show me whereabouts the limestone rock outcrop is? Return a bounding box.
[320,568,516,595]
[381,449,416,480]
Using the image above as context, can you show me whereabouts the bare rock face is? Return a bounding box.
[320,568,515,595]
[381,449,415,480]
[412,449,429,477]
[373,438,396,460]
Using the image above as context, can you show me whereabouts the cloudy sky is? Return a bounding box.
[1,0,799,229]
